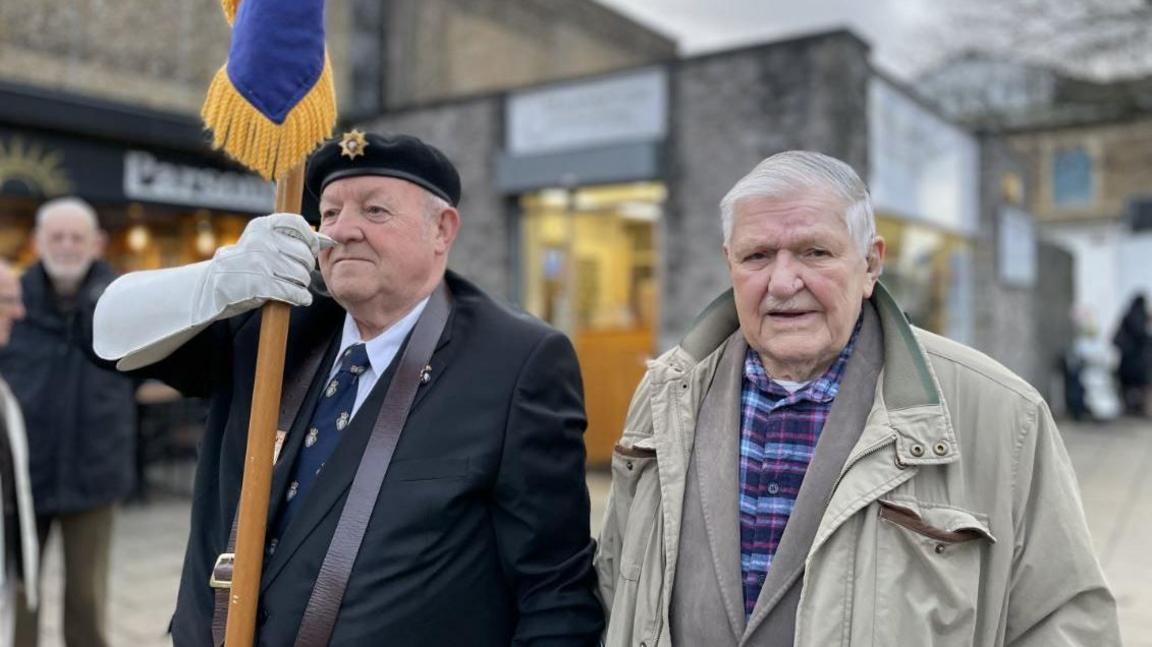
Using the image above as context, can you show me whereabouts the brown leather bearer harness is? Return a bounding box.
[210,282,450,646]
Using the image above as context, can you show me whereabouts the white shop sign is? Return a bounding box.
[869,78,979,234]
[998,206,1037,288]
[507,68,667,156]
[124,150,274,212]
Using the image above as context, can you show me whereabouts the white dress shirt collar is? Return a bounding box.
[329,296,431,417]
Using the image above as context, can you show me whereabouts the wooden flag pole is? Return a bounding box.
[224,165,305,647]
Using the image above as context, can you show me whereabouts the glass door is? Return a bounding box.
[520,182,664,465]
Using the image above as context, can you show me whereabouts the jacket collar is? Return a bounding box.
[655,282,958,466]
[868,285,957,466]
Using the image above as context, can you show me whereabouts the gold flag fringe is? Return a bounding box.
[221,0,240,24]
[200,55,336,181]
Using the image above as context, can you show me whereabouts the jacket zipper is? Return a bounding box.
[829,433,898,495]
[794,433,899,646]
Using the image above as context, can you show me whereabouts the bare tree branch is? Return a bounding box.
[923,0,1152,79]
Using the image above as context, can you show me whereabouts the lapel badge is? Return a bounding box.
[339,129,368,159]
[419,365,432,385]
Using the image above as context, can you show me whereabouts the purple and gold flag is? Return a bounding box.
[201,0,336,180]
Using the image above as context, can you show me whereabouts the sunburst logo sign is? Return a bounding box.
[0,136,73,197]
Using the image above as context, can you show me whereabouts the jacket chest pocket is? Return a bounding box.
[874,500,995,647]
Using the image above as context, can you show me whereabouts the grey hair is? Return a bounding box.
[423,192,452,221]
[719,151,875,257]
[35,197,100,231]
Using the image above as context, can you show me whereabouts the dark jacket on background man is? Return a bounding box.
[1114,296,1150,388]
[127,271,603,646]
[0,261,136,514]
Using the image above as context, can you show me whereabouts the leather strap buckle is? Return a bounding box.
[209,553,235,590]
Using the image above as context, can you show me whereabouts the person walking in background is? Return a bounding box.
[1067,307,1121,422]
[0,198,136,647]
[1113,294,1150,416]
[0,261,39,647]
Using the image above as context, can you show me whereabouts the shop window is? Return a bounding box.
[0,198,252,273]
[1051,147,1094,206]
[520,183,663,335]
[519,182,663,465]
[875,215,972,340]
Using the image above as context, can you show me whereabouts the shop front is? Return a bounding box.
[0,83,273,273]
[0,84,274,496]
[519,182,663,464]
[500,68,668,464]
[868,76,981,343]
[0,127,272,272]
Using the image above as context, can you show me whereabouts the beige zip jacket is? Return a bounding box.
[595,285,1120,647]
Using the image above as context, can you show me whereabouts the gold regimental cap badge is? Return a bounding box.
[338,129,368,160]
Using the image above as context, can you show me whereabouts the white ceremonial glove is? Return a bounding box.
[94,213,331,370]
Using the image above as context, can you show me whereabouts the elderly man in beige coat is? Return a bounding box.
[595,151,1119,647]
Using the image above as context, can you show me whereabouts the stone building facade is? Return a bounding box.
[360,30,1065,457]
[365,31,873,346]
[0,0,674,117]
[0,0,269,114]
[0,0,673,272]
[972,137,1076,395]
[0,5,1066,451]
[920,55,1152,341]
[354,0,676,116]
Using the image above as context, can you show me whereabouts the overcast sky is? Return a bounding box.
[596,0,944,80]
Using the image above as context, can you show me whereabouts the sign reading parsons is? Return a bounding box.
[123,150,274,213]
[0,127,273,213]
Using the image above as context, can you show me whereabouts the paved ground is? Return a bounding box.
[24,417,1152,646]
[1062,417,1152,647]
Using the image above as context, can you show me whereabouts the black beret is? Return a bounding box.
[305,131,461,206]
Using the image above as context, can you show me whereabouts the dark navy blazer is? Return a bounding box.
[134,271,603,646]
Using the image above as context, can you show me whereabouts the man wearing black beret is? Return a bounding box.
[92,131,605,645]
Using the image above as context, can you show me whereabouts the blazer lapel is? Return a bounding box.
[693,332,750,639]
[260,356,396,590]
[405,304,456,415]
[265,334,340,530]
[742,303,885,643]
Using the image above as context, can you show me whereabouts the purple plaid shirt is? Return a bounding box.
[738,318,861,618]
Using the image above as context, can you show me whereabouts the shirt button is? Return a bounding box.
[767,482,780,495]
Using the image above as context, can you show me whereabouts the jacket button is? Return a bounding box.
[626,461,634,471]
[933,442,948,456]
[910,444,925,457]
[934,543,946,554]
